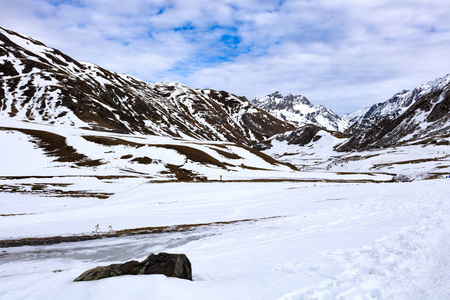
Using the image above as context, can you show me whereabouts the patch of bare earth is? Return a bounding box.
[82,135,143,147]
[372,157,442,169]
[161,164,207,182]
[0,183,111,198]
[0,127,105,167]
[0,213,35,217]
[1,127,85,162]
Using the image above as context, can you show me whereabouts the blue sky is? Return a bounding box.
[1,0,450,114]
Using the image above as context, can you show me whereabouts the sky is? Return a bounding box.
[1,0,450,115]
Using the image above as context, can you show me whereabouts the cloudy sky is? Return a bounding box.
[1,0,450,114]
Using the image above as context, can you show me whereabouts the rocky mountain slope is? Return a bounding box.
[338,80,450,151]
[344,74,450,135]
[1,26,448,161]
[0,27,294,147]
[251,92,348,132]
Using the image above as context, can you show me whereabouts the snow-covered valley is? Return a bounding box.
[1,26,450,300]
[264,130,450,181]
[1,117,450,300]
[0,119,449,299]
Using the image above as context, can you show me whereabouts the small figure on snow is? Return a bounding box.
[108,225,113,232]
[95,224,100,233]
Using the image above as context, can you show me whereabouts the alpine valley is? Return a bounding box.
[1,27,449,300]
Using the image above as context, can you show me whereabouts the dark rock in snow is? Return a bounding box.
[74,253,192,281]
[74,260,140,281]
[136,252,192,280]
[279,124,322,146]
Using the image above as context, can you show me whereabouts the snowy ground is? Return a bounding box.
[1,180,449,300]
[264,130,450,181]
[1,119,449,299]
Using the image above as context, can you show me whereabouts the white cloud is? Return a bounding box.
[1,0,450,114]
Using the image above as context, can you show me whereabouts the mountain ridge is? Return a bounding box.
[1,26,449,155]
[338,81,450,151]
[0,27,294,147]
[344,74,450,135]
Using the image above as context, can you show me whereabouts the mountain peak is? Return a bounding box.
[251,92,347,132]
[284,93,312,106]
[270,91,284,98]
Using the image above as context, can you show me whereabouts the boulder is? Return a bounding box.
[74,253,192,281]
[136,252,192,280]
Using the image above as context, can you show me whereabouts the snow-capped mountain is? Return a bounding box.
[341,107,370,126]
[0,27,294,146]
[251,92,348,132]
[338,79,450,151]
[345,74,450,135]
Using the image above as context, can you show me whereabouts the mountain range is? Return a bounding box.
[1,26,449,161]
[264,76,450,152]
[0,27,293,148]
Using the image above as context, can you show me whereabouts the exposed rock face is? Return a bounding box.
[253,124,349,151]
[276,125,322,146]
[74,253,192,281]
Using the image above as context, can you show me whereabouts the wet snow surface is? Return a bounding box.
[1,180,449,300]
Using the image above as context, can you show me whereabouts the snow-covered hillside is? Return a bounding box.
[263,127,450,181]
[341,107,370,125]
[0,118,299,183]
[339,80,450,151]
[0,27,293,146]
[252,92,348,132]
[345,74,450,134]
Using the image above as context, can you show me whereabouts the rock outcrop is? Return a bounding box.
[74,253,192,281]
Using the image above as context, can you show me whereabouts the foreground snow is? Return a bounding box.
[1,180,449,299]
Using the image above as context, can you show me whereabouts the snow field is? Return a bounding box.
[1,180,449,299]
[265,129,450,180]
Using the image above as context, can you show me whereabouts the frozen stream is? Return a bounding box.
[0,229,217,264]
